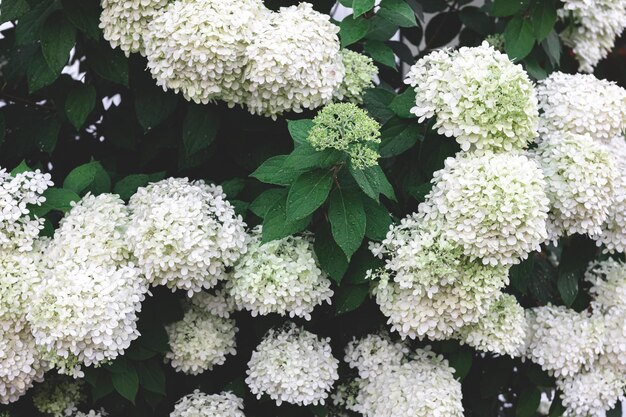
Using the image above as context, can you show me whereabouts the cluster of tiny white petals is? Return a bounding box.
[536,72,626,141]
[244,3,344,118]
[0,322,49,405]
[144,0,267,106]
[420,152,549,266]
[170,390,245,417]
[246,324,339,406]
[227,227,332,320]
[532,132,615,240]
[599,307,626,373]
[100,0,169,56]
[597,137,626,252]
[127,178,247,296]
[344,333,408,379]
[333,50,378,104]
[557,364,626,417]
[558,0,626,73]
[525,305,605,377]
[585,259,626,312]
[189,288,236,319]
[73,410,107,417]
[353,348,464,417]
[29,194,148,374]
[455,293,527,357]
[165,295,238,375]
[0,168,52,252]
[0,247,43,325]
[33,375,84,417]
[405,42,538,153]
[369,213,509,340]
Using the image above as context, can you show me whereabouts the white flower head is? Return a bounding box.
[599,307,626,373]
[420,152,549,266]
[170,390,245,417]
[128,178,248,296]
[597,136,626,253]
[585,258,626,312]
[525,305,605,377]
[72,410,108,417]
[227,227,333,320]
[243,3,345,118]
[536,72,626,141]
[344,333,409,379]
[333,49,378,104]
[532,132,615,240]
[246,323,339,406]
[33,375,85,417]
[405,42,538,153]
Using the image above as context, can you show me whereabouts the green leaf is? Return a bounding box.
[89,42,129,86]
[309,404,329,417]
[557,270,579,307]
[490,0,525,17]
[27,49,57,93]
[136,360,166,395]
[365,15,400,41]
[0,0,30,23]
[373,166,396,201]
[339,15,370,47]
[111,366,139,404]
[262,193,311,242]
[353,0,375,17]
[134,84,178,132]
[448,349,473,380]
[287,119,314,146]
[314,224,349,283]
[509,256,534,294]
[363,40,396,68]
[41,14,75,73]
[10,160,31,175]
[284,144,342,170]
[114,173,165,201]
[65,84,96,130]
[220,178,245,198]
[250,188,288,218]
[328,187,366,259]
[344,247,384,285]
[459,6,493,36]
[504,17,535,60]
[424,12,462,48]
[335,284,369,314]
[63,161,111,195]
[92,372,114,402]
[378,0,417,28]
[15,0,58,45]
[349,164,380,202]
[287,169,333,221]
[516,388,540,417]
[36,187,80,215]
[363,88,396,123]
[62,0,101,39]
[541,30,561,66]
[388,88,417,118]
[36,117,62,154]
[408,182,432,202]
[251,155,306,186]
[379,118,421,157]
[139,325,169,353]
[532,0,557,41]
[183,104,220,156]
[363,197,391,240]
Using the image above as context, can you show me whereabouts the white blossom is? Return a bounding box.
[246,323,339,406]
[420,152,549,266]
[170,390,245,417]
[405,42,538,153]
[72,410,107,417]
[525,305,605,377]
[127,178,247,296]
[33,375,84,417]
[243,3,344,118]
[536,72,626,141]
[585,258,626,312]
[344,333,408,379]
[227,227,332,320]
[165,295,237,375]
[189,288,236,319]
[333,49,378,104]
[597,136,626,253]
[532,132,615,240]
[599,307,626,373]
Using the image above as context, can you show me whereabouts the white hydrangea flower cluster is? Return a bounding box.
[405,42,539,153]
[144,0,268,106]
[189,287,236,319]
[244,3,344,118]
[0,247,44,325]
[165,292,238,375]
[170,390,245,417]
[99,0,169,56]
[420,152,550,266]
[369,214,509,340]
[455,293,527,357]
[585,259,626,313]
[246,324,339,406]
[352,348,464,417]
[73,410,107,417]
[597,137,626,253]
[531,132,615,240]
[600,307,626,373]
[524,305,605,377]
[127,178,247,296]
[227,227,332,320]
[558,0,626,73]
[333,50,378,104]
[344,333,408,379]
[29,194,148,375]
[536,72,626,142]
[0,168,52,252]
[33,376,84,417]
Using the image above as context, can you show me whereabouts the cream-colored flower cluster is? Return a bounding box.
[170,390,245,417]
[558,0,626,73]
[333,50,378,104]
[32,375,84,417]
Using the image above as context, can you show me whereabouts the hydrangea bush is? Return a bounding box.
[1,0,626,416]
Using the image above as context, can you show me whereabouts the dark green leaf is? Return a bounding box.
[378,0,417,28]
[35,187,80,215]
[41,14,75,73]
[549,395,566,417]
[490,0,525,17]
[183,104,220,156]
[541,30,561,66]
[63,161,111,195]
[220,178,245,198]
[62,0,101,39]
[364,40,396,68]
[286,169,333,221]
[136,360,166,395]
[92,372,114,402]
[516,388,540,417]
[262,193,311,242]
[139,325,169,353]
[65,84,96,130]
[557,270,579,307]
[407,182,432,202]
[111,366,139,404]
[448,349,473,380]
[314,224,349,283]
[36,117,61,154]
[509,256,534,294]
[607,403,622,417]
[388,88,416,118]
[284,144,342,170]
[88,42,129,86]
[379,118,421,157]
[309,404,328,417]
[10,160,31,175]
[363,88,396,123]
[15,0,58,45]
[459,6,493,35]
[344,246,384,284]
[288,119,314,146]
[532,0,557,41]
[349,164,380,202]
[352,0,375,18]
[251,155,306,186]
[339,15,370,47]
[365,15,399,41]
[328,187,366,258]
[27,49,57,93]
[114,174,155,200]
[250,188,288,219]
[504,17,535,60]
[363,197,391,240]
[425,12,462,48]
[125,344,157,361]
[335,284,369,314]
[372,165,396,201]
[134,84,178,132]
[0,0,30,23]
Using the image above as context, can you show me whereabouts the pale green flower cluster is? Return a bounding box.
[307,103,381,169]
[485,33,505,52]
[333,50,378,104]
[33,376,85,417]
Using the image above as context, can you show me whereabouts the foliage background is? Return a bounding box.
[0,0,625,416]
